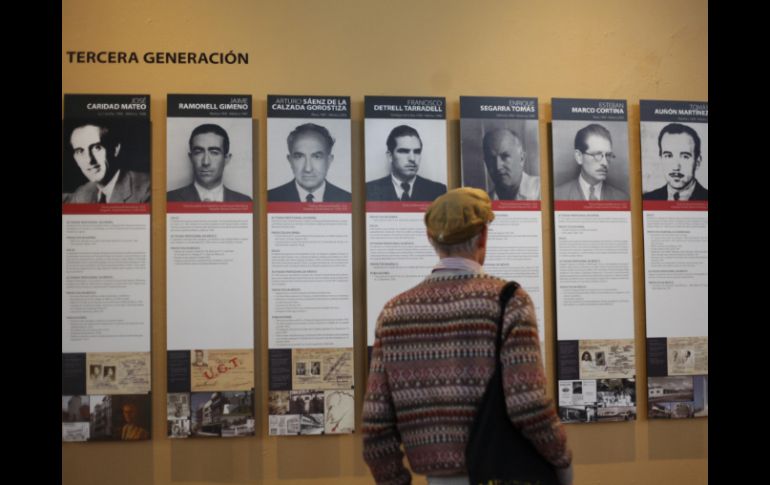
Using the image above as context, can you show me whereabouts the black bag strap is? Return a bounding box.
[495,281,520,361]
[466,279,560,485]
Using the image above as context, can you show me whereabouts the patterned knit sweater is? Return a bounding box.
[362,273,572,484]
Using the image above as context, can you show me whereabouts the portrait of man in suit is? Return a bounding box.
[554,123,628,201]
[482,128,540,201]
[192,349,207,368]
[366,124,447,201]
[643,123,708,201]
[267,123,351,202]
[167,123,252,202]
[63,120,151,204]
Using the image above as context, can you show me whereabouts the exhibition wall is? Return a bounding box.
[62,0,708,483]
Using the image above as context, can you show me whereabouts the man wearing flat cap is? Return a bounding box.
[362,188,573,485]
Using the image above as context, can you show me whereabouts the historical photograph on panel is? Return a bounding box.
[460,118,541,201]
[63,422,90,442]
[89,395,113,440]
[166,117,253,202]
[62,395,90,423]
[579,339,635,379]
[190,392,224,437]
[694,376,708,417]
[168,418,191,438]
[551,120,630,201]
[269,414,300,436]
[221,391,254,416]
[652,401,695,419]
[168,392,191,418]
[558,380,597,407]
[641,121,708,201]
[289,390,325,435]
[62,395,90,442]
[269,391,291,415]
[220,390,255,437]
[292,348,354,390]
[190,349,254,392]
[267,118,352,202]
[648,376,694,403]
[649,376,706,420]
[667,337,708,376]
[111,394,151,440]
[594,379,636,422]
[595,405,636,422]
[300,414,325,435]
[364,118,447,202]
[324,390,355,434]
[188,390,253,437]
[62,117,151,204]
[221,415,255,437]
[86,352,151,395]
[596,379,636,407]
[558,405,596,424]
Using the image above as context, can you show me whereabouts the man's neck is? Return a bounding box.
[673,178,697,193]
[195,180,223,191]
[579,172,603,187]
[432,256,484,274]
[392,173,417,184]
[96,169,119,190]
[494,183,520,199]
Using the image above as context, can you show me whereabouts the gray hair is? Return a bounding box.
[429,232,483,257]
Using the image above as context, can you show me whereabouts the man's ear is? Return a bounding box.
[695,155,702,170]
[477,224,489,249]
[114,143,122,158]
[225,153,232,165]
[574,149,583,166]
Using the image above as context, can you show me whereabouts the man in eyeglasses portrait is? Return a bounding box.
[555,123,628,201]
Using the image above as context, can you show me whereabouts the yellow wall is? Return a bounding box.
[62,1,708,484]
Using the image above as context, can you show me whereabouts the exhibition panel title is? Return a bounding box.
[66,51,249,65]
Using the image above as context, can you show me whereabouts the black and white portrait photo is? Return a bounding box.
[62,118,151,204]
[641,121,708,201]
[267,118,351,203]
[364,119,447,202]
[167,118,253,202]
[461,118,541,201]
[552,121,630,201]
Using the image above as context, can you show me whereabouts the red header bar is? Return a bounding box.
[366,201,431,213]
[491,200,542,211]
[267,202,352,214]
[554,200,631,211]
[167,202,253,213]
[643,200,708,212]
[62,203,150,215]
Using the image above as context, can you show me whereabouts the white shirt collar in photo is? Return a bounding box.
[194,181,224,202]
[391,174,416,199]
[489,172,541,201]
[578,173,604,200]
[295,179,326,202]
[98,169,121,202]
[667,180,696,201]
